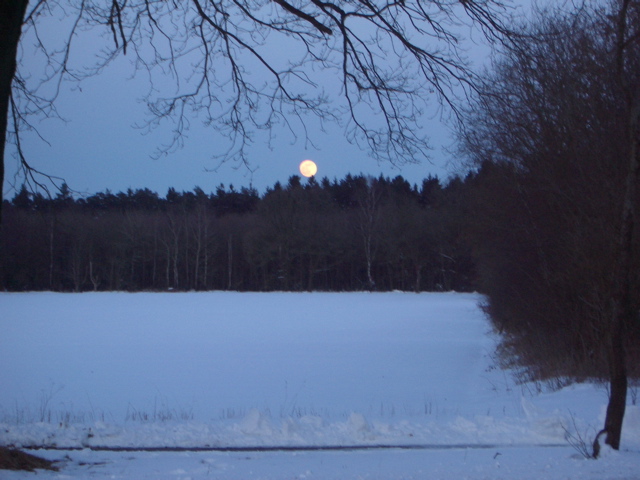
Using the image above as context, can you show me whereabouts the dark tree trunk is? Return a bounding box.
[598,19,640,449]
[604,323,628,450]
[0,0,29,223]
[597,103,638,456]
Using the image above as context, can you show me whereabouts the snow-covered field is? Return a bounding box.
[1,291,639,479]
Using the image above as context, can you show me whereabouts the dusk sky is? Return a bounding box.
[4,1,539,199]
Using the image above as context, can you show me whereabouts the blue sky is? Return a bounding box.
[5,56,455,197]
[4,1,538,198]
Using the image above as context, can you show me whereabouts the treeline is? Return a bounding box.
[0,174,476,292]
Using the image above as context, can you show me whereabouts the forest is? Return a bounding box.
[0,173,476,293]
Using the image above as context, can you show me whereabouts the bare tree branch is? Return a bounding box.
[4,0,513,205]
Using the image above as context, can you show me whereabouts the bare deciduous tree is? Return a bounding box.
[458,1,640,454]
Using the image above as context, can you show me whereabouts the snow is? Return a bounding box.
[0,291,639,479]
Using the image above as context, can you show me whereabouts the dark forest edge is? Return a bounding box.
[0,172,477,293]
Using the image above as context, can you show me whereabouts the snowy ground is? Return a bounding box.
[1,291,639,479]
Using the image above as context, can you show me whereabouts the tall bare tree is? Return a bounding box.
[603,0,640,455]
[355,175,382,289]
[1,0,29,218]
[458,2,640,454]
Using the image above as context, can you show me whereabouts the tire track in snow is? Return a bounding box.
[22,443,568,453]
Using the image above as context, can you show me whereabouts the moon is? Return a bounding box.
[299,159,318,178]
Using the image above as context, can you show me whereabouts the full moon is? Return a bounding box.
[299,159,318,178]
